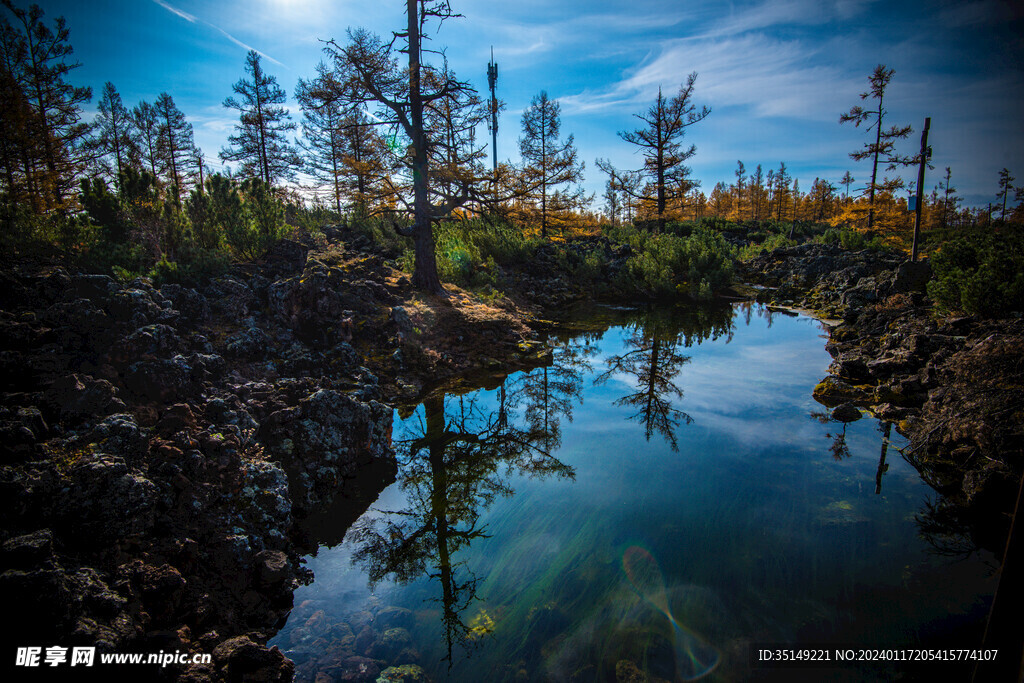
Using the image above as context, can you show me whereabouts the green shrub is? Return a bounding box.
[149,246,230,288]
[616,225,734,299]
[738,232,796,261]
[927,229,1024,317]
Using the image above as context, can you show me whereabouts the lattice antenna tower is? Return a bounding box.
[487,46,498,176]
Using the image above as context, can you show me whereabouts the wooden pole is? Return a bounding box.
[911,117,930,262]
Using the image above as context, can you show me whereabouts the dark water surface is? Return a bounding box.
[271,304,996,682]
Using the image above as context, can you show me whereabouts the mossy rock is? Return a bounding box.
[812,375,872,407]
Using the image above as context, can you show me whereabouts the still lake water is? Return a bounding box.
[272,303,997,682]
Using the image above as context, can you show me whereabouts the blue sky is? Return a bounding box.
[29,0,1024,208]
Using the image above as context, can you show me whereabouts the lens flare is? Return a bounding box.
[622,545,719,680]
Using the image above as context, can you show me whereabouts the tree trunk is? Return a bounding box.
[407,0,444,294]
[868,96,883,231]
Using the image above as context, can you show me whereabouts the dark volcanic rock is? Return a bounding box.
[267,264,349,347]
[1,529,55,569]
[211,635,294,683]
[58,455,158,545]
[160,283,211,326]
[125,356,192,403]
[260,389,394,513]
[45,373,126,423]
[224,325,272,359]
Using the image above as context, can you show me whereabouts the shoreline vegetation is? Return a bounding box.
[1,0,1022,679]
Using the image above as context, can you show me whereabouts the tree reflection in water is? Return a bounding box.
[512,334,598,452]
[596,306,733,451]
[349,387,574,666]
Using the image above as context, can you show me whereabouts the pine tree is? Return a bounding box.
[840,65,912,231]
[1,0,92,212]
[153,92,198,204]
[617,73,710,233]
[518,91,586,238]
[90,81,138,188]
[295,64,348,215]
[221,50,300,187]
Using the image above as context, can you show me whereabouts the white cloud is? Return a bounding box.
[707,0,879,37]
[151,0,286,68]
[152,0,196,23]
[561,34,859,121]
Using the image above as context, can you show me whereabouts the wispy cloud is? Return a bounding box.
[150,0,286,68]
[561,34,857,121]
[936,0,1024,27]
[152,0,196,23]
[706,0,878,38]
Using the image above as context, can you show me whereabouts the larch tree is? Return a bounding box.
[90,81,138,189]
[791,178,801,223]
[297,63,354,216]
[616,73,709,233]
[423,63,491,216]
[1,0,91,212]
[808,177,837,221]
[936,167,957,228]
[221,50,301,187]
[596,157,640,226]
[773,162,791,221]
[840,64,912,231]
[518,90,586,238]
[132,100,161,179]
[997,168,1015,219]
[750,164,765,221]
[327,0,502,294]
[840,170,855,199]
[0,17,42,213]
[153,92,198,204]
[338,112,395,216]
[732,160,747,221]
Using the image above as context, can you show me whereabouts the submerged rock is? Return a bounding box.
[830,403,862,423]
[377,664,430,682]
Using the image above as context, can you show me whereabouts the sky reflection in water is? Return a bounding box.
[273,303,996,682]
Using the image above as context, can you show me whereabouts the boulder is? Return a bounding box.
[45,374,126,423]
[267,265,348,348]
[1,529,55,569]
[212,635,294,683]
[831,403,862,423]
[160,283,210,326]
[259,389,394,513]
[224,325,271,359]
[812,375,871,407]
[125,356,192,403]
[59,455,158,545]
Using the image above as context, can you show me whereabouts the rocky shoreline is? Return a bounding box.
[2,234,1020,681]
[0,229,549,682]
[741,243,1023,552]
